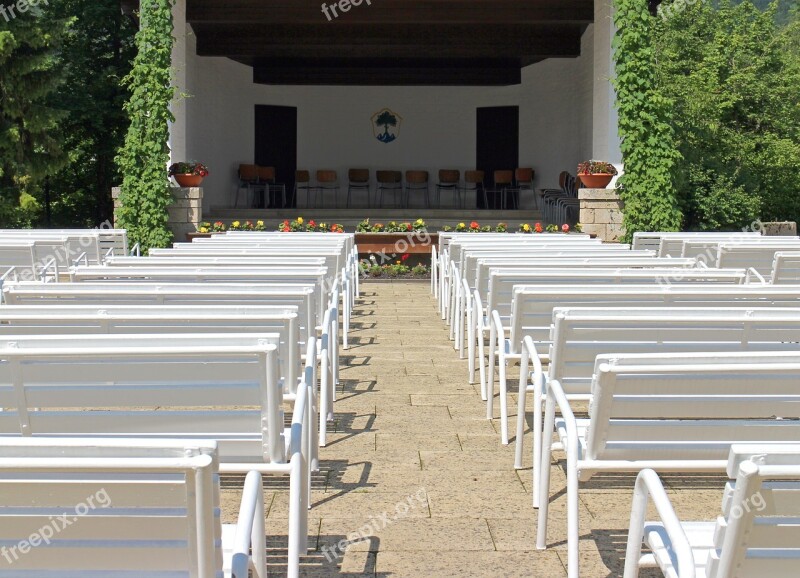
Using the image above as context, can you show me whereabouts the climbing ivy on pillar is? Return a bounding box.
[612,0,683,239]
[115,0,175,251]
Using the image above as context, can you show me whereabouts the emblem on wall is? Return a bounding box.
[372,108,402,144]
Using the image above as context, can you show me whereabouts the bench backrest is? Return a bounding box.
[772,251,800,284]
[68,266,330,321]
[449,238,605,268]
[487,269,746,319]
[2,282,318,334]
[632,231,760,252]
[0,437,222,577]
[471,257,695,295]
[547,308,800,396]
[0,305,300,390]
[716,242,800,276]
[0,243,38,279]
[0,337,288,465]
[701,444,800,578]
[509,284,800,351]
[155,246,347,279]
[654,233,765,257]
[585,352,800,462]
[438,231,594,254]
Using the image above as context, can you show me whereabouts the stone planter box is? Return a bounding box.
[355,232,437,257]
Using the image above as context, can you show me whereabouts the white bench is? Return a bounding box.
[716,242,800,278]
[0,437,269,577]
[0,335,313,575]
[68,265,332,327]
[772,251,800,284]
[0,299,340,448]
[0,227,131,260]
[514,306,800,508]
[628,231,760,254]
[0,242,59,282]
[536,350,800,578]
[477,268,747,415]
[624,444,800,578]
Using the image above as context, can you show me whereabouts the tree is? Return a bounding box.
[46,0,137,228]
[116,0,175,251]
[654,0,800,229]
[0,2,70,226]
[613,0,683,240]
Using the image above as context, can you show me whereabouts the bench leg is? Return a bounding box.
[498,350,509,445]
[478,324,488,402]
[536,395,557,551]
[486,322,497,420]
[467,303,476,384]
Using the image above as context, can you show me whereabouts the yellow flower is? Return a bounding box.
[199,227,209,233]
[297,217,304,224]
[397,260,401,265]
[256,220,264,226]
[232,221,240,228]
[458,222,466,228]
[523,223,531,232]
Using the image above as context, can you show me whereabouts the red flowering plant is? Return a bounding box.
[330,224,345,233]
[534,222,544,233]
[562,224,570,233]
[211,221,226,232]
[168,161,209,177]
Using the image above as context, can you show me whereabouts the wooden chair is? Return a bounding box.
[462,170,487,209]
[376,170,402,208]
[313,170,340,208]
[515,167,535,209]
[234,163,260,208]
[0,437,268,577]
[493,170,515,210]
[347,169,370,208]
[435,170,461,208]
[294,170,312,208]
[404,170,429,208]
[257,165,285,208]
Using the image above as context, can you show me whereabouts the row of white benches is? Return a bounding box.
[0,231,359,577]
[431,232,800,578]
[0,228,133,281]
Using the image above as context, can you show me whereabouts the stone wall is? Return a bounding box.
[762,222,798,236]
[112,186,203,242]
[578,188,625,242]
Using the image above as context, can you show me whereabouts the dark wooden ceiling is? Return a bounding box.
[185,0,594,86]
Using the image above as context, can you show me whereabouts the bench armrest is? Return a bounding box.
[623,469,695,578]
[231,471,267,578]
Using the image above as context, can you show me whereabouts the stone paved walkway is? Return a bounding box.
[224,281,724,577]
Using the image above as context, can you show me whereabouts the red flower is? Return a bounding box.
[562,224,570,233]
[406,223,413,231]
[470,221,479,229]
[534,222,543,233]
[401,254,410,261]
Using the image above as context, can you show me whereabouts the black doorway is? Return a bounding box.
[476,106,519,209]
[255,105,298,208]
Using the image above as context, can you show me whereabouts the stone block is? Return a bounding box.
[762,221,797,236]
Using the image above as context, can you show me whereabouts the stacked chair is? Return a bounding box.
[432,230,800,578]
[0,228,358,578]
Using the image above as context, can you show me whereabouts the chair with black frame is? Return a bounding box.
[404,171,430,209]
[462,170,487,210]
[257,166,286,209]
[234,164,261,208]
[435,170,461,208]
[376,170,403,208]
[313,170,340,209]
[347,169,371,208]
[515,167,535,209]
[493,170,515,210]
[294,170,312,209]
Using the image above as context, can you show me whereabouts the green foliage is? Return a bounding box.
[613,0,683,240]
[0,2,70,225]
[654,0,800,228]
[46,0,136,228]
[116,0,175,251]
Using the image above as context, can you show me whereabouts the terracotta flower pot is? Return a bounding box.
[174,174,204,187]
[578,173,614,189]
